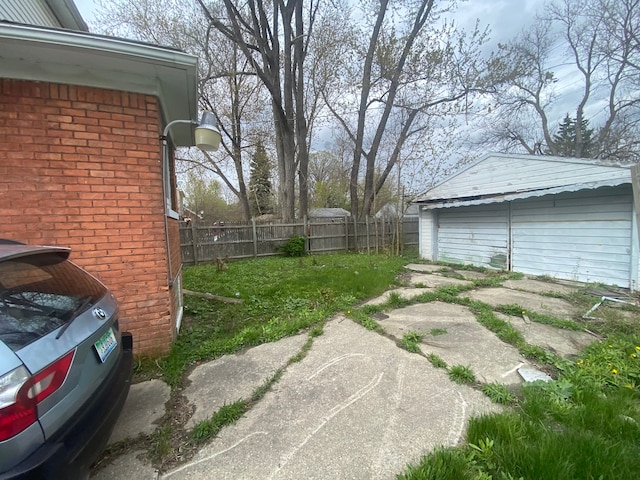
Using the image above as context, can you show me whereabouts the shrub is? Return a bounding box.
[279,235,307,257]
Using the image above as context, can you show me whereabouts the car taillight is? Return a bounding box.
[0,349,75,441]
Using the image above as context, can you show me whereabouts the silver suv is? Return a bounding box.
[0,240,133,479]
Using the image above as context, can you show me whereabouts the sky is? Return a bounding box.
[74,0,98,23]
[70,0,606,193]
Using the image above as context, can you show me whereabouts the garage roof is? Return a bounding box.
[416,153,632,209]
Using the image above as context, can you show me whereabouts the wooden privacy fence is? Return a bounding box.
[180,216,419,265]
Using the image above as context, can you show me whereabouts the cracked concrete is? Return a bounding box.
[92,268,600,480]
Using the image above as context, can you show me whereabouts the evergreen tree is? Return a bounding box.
[547,114,594,158]
[248,142,273,216]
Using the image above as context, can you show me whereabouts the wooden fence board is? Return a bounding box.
[180,216,418,266]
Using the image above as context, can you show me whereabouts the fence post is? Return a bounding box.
[344,215,349,251]
[366,216,370,254]
[252,218,258,258]
[304,215,309,253]
[352,216,358,252]
[191,220,198,264]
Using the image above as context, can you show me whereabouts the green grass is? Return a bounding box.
[399,331,424,353]
[482,382,517,405]
[398,337,640,480]
[135,254,640,478]
[430,328,448,336]
[448,365,476,384]
[192,401,247,445]
[426,353,448,369]
[160,253,407,387]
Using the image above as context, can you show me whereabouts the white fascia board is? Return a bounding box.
[420,178,630,210]
[0,23,199,145]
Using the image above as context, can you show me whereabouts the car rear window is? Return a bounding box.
[0,253,107,351]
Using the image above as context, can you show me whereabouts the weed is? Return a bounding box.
[289,338,314,364]
[309,324,324,337]
[412,291,438,303]
[349,309,384,332]
[482,382,517,405]
[430,328,448,336]
[361,303,384,315]
[387,291,411,309]
[133,354,163,381]
[473,277,506,288]
[448,365,476,384]
[149,425,173,460]
[251,370,283,401]
[192,401,247,445]
[506,272,525,280]
[435,284,472,302]
[427,353,448,369]
[399,331,424,353]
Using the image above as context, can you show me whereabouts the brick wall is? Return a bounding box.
[0,79,179,355]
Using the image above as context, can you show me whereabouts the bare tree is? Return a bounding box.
[482,0,640,161]
[197,0,331,221]
[94,0,271,220]
[322,0,498,218]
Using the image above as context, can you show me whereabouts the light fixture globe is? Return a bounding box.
[194,111,221,152]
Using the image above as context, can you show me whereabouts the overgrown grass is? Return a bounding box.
[134,254,640,479]
[398,336,640,480]
[160,253,408,387]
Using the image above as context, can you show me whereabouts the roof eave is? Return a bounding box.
[417,178,631,210]
[0,22,199,145]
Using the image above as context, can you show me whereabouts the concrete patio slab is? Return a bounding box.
[503,278,579,296]
[183,334,308,429]
[453,270,489,280]
[405,263,450,273]
[463,287,576,318]
[378,302,530,385]
[406,272,473,288]
[108,379,171,445]
[92,451,157,480]
[497,313,597,358]
[362,287,431,306]
[161,318,499,480]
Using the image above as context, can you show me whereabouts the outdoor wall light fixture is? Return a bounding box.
[160,111,221,292]
[194,111,221,151]
[161,111,221,152]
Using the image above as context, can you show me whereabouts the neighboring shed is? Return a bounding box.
[308,208,351,219]
[415,153,639,289]
[0,10,202,354]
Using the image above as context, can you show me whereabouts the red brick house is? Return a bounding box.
[0,6,208,354]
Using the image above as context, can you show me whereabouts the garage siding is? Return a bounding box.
[511,186,633,287]
[436,204,509,269]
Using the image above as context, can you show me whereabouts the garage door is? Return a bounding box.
[437,203,509,269]
[511,186,633,287]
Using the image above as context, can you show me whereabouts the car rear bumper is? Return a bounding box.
[0,332,133,480]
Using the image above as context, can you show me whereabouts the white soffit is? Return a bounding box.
[0,22,198,145]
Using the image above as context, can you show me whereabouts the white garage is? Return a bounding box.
[416,153,639,289]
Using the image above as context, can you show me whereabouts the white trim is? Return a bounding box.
[631,204,639,291]
[0,22,199,146]
[420,178,629,210]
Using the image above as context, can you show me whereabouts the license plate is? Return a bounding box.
[94,328,117,363]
